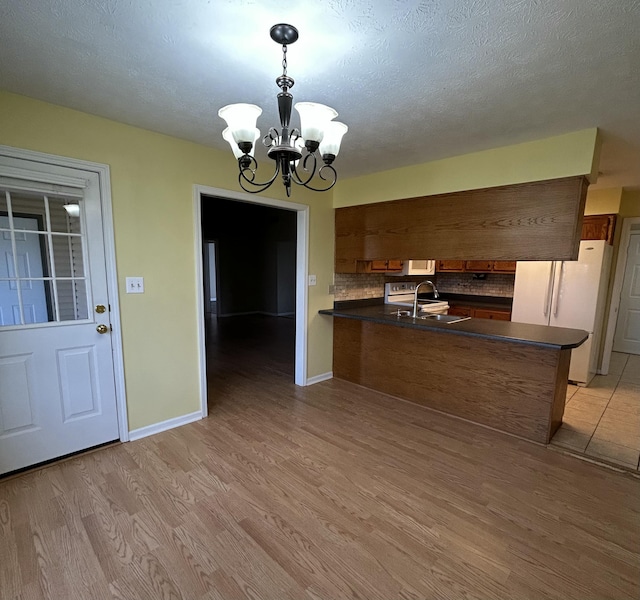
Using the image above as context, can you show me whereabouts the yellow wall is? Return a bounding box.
[334,128,600,208]
[620,190,640,217]
[584,188,622,215]
[0,91,335,430]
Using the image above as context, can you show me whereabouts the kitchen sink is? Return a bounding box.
[419,299,449,314]
[418,314,471,324]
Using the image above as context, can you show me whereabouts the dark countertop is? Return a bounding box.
[319,304,588,349]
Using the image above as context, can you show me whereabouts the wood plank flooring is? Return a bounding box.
[1,315,639,599]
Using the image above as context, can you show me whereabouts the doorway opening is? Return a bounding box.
[193,185,309,417]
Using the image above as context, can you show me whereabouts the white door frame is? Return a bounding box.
[193,185,309,417]
[601,216,640,373]
[0,144,129,441]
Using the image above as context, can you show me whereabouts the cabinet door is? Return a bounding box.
[472,308,511,321]
[465,260,493,272]
[492,261,517,273]
[448,305,472,317]
[370,260,389,272]
[437,260,465,272]
[581,215,616,244]
[386,260,404,272]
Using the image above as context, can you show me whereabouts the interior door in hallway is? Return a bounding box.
[614,232,640,354]
[0,216,49,324]
[0,159,120,474]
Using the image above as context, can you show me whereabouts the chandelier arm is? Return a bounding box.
[298,164,338,192]
[263,127,280,148]
[237,157,281,193]
[290,152,319,186]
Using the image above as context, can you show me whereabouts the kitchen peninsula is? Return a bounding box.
[320,303,588,444]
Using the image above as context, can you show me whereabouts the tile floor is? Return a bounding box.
[551,352,640,470]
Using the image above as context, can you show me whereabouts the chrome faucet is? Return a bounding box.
[412,280,440,318]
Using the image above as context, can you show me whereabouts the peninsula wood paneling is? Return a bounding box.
[335,176,588,272]
[333,318,569,444]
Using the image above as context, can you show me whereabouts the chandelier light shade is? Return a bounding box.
[218,24,348,196]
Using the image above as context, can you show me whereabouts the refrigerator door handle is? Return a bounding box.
[552,261,565,317]
[543,262,556,317]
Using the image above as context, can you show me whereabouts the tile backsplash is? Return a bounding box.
[435,272,515,297]
[333,273,388,301]
[333,272,515,301]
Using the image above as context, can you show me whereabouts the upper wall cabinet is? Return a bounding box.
[581,214,616,244]
[436,260,517,273]
[335,176,588,273]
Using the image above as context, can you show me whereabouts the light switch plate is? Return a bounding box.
[308,274,317,286]
[126,276,144,294]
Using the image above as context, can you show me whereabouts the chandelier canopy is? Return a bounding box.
[218,24,348,197]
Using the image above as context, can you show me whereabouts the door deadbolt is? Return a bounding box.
[96,324,109,334]
[95,304,106,314]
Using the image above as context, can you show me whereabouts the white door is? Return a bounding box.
[512,261,555,325]
[0,159,120,474]
[614,233,640,354]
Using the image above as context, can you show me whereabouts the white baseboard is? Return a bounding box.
[306,371,333,386]
[128,410,203,441]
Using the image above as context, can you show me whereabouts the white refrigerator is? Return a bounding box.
[512,240,613,385]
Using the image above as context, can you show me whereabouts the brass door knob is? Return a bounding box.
[96,324,109,334]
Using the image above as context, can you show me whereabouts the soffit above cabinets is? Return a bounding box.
[335,176,588,272]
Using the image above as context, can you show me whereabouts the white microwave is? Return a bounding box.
[390,260,436,276]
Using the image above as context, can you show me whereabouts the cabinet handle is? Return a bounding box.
[543,262,556,317]
[552,261,565,317]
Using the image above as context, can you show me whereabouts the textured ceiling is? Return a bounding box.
[1,0,639,189]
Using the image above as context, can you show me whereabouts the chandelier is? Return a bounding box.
[218,24,348,197]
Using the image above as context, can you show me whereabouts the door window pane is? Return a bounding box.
[57,279,89,321]
[4,192,46,231]
[51,235,84,278]
[49,196,82,234]
[0,189,90,327]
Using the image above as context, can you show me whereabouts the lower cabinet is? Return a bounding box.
[449,304,511,321]
[473,308,511,321]
[448,305,472,317]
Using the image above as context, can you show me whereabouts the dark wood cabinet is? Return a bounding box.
[335,176,588,272]
[472,308,511,321]
[370,260,389,272]
[448,305,472,317]
[465,260,493,272]
[581,214,616,244]
[437,260,466,272]
[436,260,517,274]
[356,259,404,273]
[492,260,517,273]
[448,303,511,321]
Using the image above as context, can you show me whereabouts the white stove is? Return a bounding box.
[384,282,449,314]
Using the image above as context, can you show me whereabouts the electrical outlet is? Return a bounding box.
[328,284,336,294]
[308,274,317,286]
[126,276,144,294]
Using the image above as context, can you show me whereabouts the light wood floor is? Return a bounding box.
[1,316,639,599]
